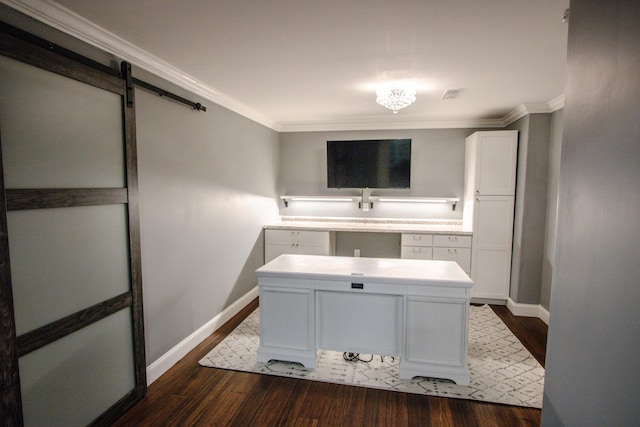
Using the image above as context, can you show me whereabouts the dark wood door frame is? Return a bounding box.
[0,23,146,426]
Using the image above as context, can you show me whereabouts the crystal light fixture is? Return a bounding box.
[376,87,416,114]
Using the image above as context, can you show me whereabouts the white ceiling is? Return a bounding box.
[6,0,570,131]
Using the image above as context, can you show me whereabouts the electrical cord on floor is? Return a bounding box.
[343,352,373,362]
[342,352,395,363]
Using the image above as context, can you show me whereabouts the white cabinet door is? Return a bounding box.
[471,250,513,299]
[257,285,317,368]
[470,196,515,299]
[432,234,472,273]
[401,296,470,385]
[468,131,518,196]
[264,229,332,263]
[433,247,471,274]
[473,196,515,249]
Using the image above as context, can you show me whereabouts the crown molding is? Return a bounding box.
[501,95,565,126]
[547,94,565,111]
[1,0,278,130]
[279,117,505,133]
[1,0,565,134]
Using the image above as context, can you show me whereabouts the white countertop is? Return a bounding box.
[264,216,472,235]
[256,254,473,286]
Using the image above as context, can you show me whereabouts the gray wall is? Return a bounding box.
[278,129,483,219]
[136,88,280,363]
[0,6,281,366]
[540,109,563,310]
[508,114,551,305]
[542,1,640,425]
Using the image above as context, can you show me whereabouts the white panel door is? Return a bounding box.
[471,196,515,299]
[471,249,513,299]
[473,196,515,250]
[473,131,518,195]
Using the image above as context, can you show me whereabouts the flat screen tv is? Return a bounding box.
[327,139,411,189]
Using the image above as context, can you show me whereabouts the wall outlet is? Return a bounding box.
[354,249,360,257]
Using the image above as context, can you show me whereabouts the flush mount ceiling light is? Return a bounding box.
[376,87,416,114]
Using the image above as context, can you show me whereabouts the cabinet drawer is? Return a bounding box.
[433,247,471,273]
[401,233,433,247]
[266,229,330,244]
[401,246,433,260]
[433,234,472,248]
[313,279,401,295]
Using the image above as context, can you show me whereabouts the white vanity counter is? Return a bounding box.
[263,217,473,273]
[265,217,472,235]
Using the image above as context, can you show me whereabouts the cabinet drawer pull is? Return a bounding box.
[448,249,458,254]
[448,236,458,241]
[351,283,364,289]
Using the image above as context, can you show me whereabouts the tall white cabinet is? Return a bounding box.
[463,131,518,300]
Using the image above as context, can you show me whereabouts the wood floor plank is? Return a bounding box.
[471,401,520,427]
[490,305,547,367]
[317,383,355,426]
[448,398,480,427]
[297,380,334,420]
[428,396,456,427]
[274,379,314,426]
[113,299,545,426]
[406,393,434,426]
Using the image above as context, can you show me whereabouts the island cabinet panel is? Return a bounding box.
[316,291,401,355]
[257,284,317,368]
[403,297,468,368]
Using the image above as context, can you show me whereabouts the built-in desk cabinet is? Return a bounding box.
[401,233,471,274]
[265,229,334,263]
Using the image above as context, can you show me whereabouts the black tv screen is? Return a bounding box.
[327,139,411,189]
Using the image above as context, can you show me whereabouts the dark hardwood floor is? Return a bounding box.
[113,299,547,426]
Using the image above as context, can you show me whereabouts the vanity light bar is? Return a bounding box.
[280,195,459,210]
[280,195,361,207]
[375,198,447,203]
[369,196,460,210]
[290,197,355,202]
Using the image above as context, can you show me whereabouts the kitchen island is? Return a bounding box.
[256,254,474,385]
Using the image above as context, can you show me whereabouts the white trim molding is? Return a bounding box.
[146,286,259,385]
[507,298,550,325]
[501,97,565,127]
[278,118,505,133]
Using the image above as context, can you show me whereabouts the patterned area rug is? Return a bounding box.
[199,305,544,408]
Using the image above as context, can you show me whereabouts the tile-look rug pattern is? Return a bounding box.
[199,305,544,408]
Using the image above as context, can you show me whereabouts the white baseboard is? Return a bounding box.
[507,298,550,325]
[146,286,259,385]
